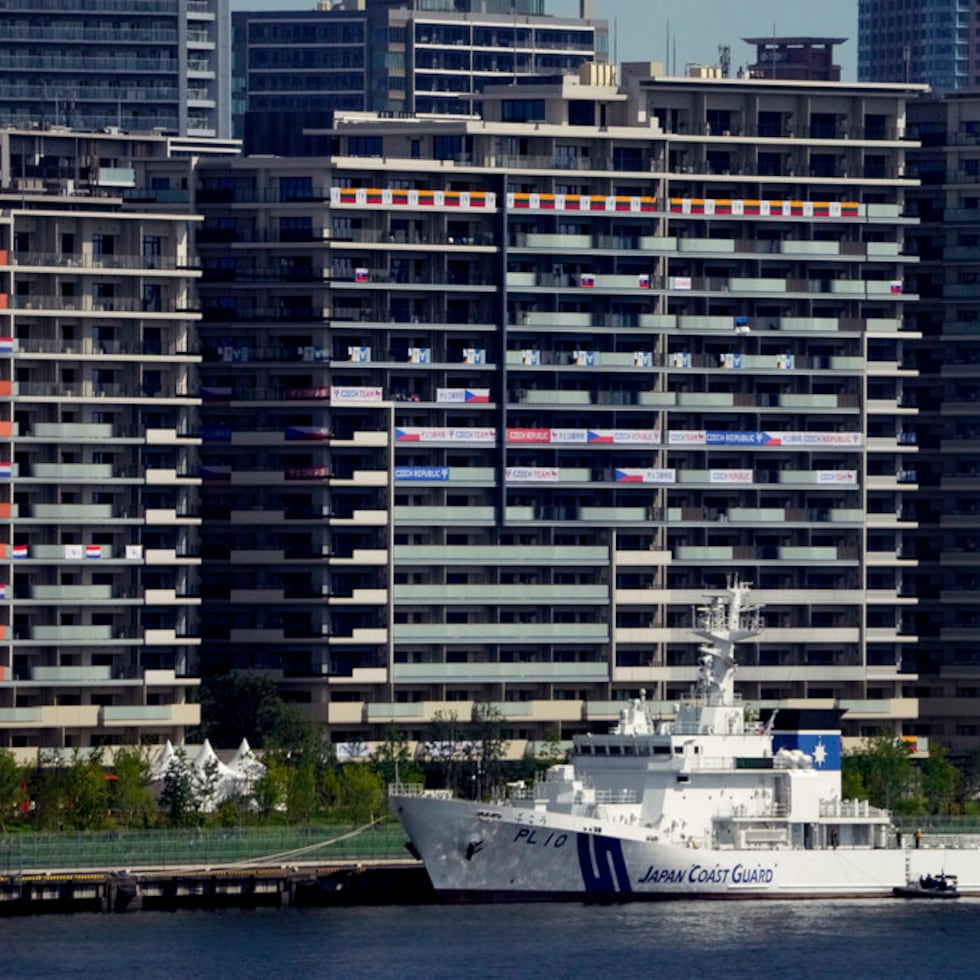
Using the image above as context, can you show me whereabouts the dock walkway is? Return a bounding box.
[0,859,432,914]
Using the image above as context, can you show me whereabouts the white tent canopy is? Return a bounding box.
[148,737,267,811]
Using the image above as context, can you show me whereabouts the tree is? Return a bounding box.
[371,727,422,789]
[159,748,198,827]
[253,754,289,818]
[920,743,963,815]
[470,701,508,800]
[844,732,915,813]
[31,749,110,831]
[0,749,28,831]
[192,756,223,815]
[196,672,300,749]
[536,726,567,764]
[421,710,469,795]
[110,747,155,827]
[420,704,509,800]
[335,764,385,824]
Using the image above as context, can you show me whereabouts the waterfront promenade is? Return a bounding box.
[0,822,432,914]
[0,821,409,874]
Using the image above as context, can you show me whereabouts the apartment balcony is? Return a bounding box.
[29,422,115,440]
[101,704,199,726]
[329,509,388,526]
[394,544,609,565]
[31,585,116,602]
[28,666,114,683]
[29,625,114,642]
[394,584,608,604]
[0,705,100,729]
[327,588,388,605]
[495,700,586,722]
[393,622,608,643]
[327,702,367,725]
[328,548,389,565]
[328,627,388,644]
[394,505,495,524]
[23,544,118,560]
[390,661,610,683]
[839,698,918,720]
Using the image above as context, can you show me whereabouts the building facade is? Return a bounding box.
[193,65,924,757]
[233,0,606,153]
[858,0,976,91]
[0,0,232,139]
[906,93,980,756]
[0,127,238,751]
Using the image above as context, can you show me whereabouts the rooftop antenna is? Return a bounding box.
[718,44,731,79]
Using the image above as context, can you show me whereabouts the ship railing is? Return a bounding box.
[594,789,638,804]
[909,833,980,850]
[819,799,890,820]
[727,803,788,819]
[388,782,453,800]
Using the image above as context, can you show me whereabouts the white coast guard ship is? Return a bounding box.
[391,581,980,900]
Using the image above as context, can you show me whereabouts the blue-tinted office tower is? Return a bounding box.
[859,0,973,91]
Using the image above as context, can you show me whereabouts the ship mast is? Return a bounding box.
[692,577,763,712]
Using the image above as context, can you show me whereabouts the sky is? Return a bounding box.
[232,0,859,80]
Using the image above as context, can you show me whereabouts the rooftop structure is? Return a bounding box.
[743,37,846,82]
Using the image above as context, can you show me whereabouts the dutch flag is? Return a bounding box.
[12,544,27,559]
[86,545,102,559]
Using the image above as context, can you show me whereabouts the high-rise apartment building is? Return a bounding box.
[233,0,607,153]
[905,93,980,756]
[0,0,232,139]
[0,127,238,752]
[859,0,975,91]
[193,64,924,757]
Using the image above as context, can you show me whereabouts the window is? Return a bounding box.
[279,176,314,201]
[347,136,382,157]
[502,99,545,123]
[434,135,463,161]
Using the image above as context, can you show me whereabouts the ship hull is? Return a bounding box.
[392,795,980,901]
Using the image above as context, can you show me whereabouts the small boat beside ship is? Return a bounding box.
[391,580,980,901]
[893,873,960,899]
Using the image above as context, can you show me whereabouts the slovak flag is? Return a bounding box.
[355,267,370,283]
[12,544,27,559]
[86,544,102,559]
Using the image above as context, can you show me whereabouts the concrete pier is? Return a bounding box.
[0,860,433,915]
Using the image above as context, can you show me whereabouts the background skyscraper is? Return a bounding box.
[859,0,973,90]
